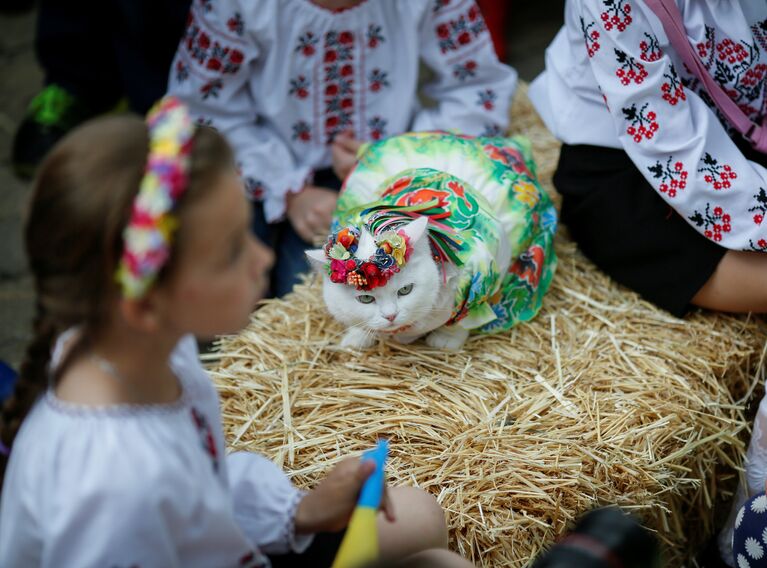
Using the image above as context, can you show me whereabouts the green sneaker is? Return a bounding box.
[11,85,107,179]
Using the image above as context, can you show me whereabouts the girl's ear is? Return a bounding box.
[400,215,429,243]
[119,296,161,333]
[305,249,328,272]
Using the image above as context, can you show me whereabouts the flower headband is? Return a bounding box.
[115,96,195,299]
[324,226,413,291]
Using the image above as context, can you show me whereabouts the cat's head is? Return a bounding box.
[306,216,443,334]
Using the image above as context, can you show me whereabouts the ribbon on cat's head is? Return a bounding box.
[321,226,413,291]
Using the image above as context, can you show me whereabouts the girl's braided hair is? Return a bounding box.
[0,113,233,483]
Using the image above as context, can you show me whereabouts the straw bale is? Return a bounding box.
[210,84,766,566]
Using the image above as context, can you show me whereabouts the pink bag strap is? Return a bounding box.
[644,0,767,153]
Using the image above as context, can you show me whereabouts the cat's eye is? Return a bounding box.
[357,295,376,304]
[398,284,414,296]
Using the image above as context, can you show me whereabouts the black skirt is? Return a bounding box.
[267,530,345,568]
[553,144,729,317]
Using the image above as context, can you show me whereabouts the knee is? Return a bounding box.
[392,486,448,549]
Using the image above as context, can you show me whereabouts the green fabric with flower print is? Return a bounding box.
[333,131,558,333]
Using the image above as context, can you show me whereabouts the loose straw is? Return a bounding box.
[209,83,766,567]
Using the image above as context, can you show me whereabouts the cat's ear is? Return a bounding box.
[400,215,429,243]
[305,249,328,272]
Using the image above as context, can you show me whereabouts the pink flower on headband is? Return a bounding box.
[115,96,195,298]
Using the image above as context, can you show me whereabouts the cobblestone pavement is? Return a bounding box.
[0,3,564,370]
[1,8,39,369]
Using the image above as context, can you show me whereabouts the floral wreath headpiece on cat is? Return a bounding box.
[323,226,414,291]
[115,96,195,299]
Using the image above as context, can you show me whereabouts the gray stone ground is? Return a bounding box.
[0,3,564,370]
[0,8,39,369]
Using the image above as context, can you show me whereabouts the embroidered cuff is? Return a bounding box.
[286,489,314,554]
[262,168,313,223]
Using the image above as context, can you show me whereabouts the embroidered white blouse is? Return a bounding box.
[0,335,311,568]
[530,0,767,252]
[167,0,517,222]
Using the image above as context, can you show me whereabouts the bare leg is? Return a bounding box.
[397,549,475,568]
[378,486,448,560]
[692,250,767,312]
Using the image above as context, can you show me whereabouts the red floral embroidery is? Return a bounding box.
[435,3,487,54]
[244,176,265,200]
[227,13,244,36]
[580,17,601,58]
[369,116,387,140]
[191,407,219,471]
[324,30,355,142]
[238,550,266,568]
[200,79,223,100]
[296,32,318,57]
[639,33,662,62]
[601,90,609,111]
[621,103,658,142]
[614,48,648,85]
[661,65,686,105]
[750,237,767,252]
[477,89,496,110]
[716,37,749,65]
[289,75,310,99]
[600,0,632,32]
[369,68,389,92]
[367,24,385,48]
[696,26,715,62]
[175,60,189,83]
[748,188,767,225]
[689,204,732,242]
[741,63,767,89]
[647,157,688,198]
[753,19,767,53]
[292,121,311,142]
[696,26,766,120]
[453,59,478,81]
[183,16,244,75]
[698,152,737,190]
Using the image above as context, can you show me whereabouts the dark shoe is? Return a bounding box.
[11,84,103,179]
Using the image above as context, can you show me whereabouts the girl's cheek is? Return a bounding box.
[250,237,274,280]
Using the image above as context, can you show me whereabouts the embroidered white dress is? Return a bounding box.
[167,0,517,222]
[530,0,767,252]
[0,335,311,568]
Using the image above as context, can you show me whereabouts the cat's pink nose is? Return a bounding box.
[384,314,397,322]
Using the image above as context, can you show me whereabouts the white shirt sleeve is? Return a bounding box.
[412,1,518,137]
[227,452,314,555]
[579,0,767,251]
[167,2,311,222]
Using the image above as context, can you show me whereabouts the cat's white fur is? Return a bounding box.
[306,217,469,351]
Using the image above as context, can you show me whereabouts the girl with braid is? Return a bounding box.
[0,97,471,568]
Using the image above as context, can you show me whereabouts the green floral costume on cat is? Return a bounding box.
[333,131,557,333]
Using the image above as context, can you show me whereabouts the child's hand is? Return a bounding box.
[286,185,338,243]
[331,131,363,181]
[294,456,396,534]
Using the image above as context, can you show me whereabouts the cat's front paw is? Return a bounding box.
[340,328,377,350]
[425,326,469,351]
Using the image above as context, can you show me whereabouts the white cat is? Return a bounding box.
[304,131,558,351]
[306,216,470,351]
